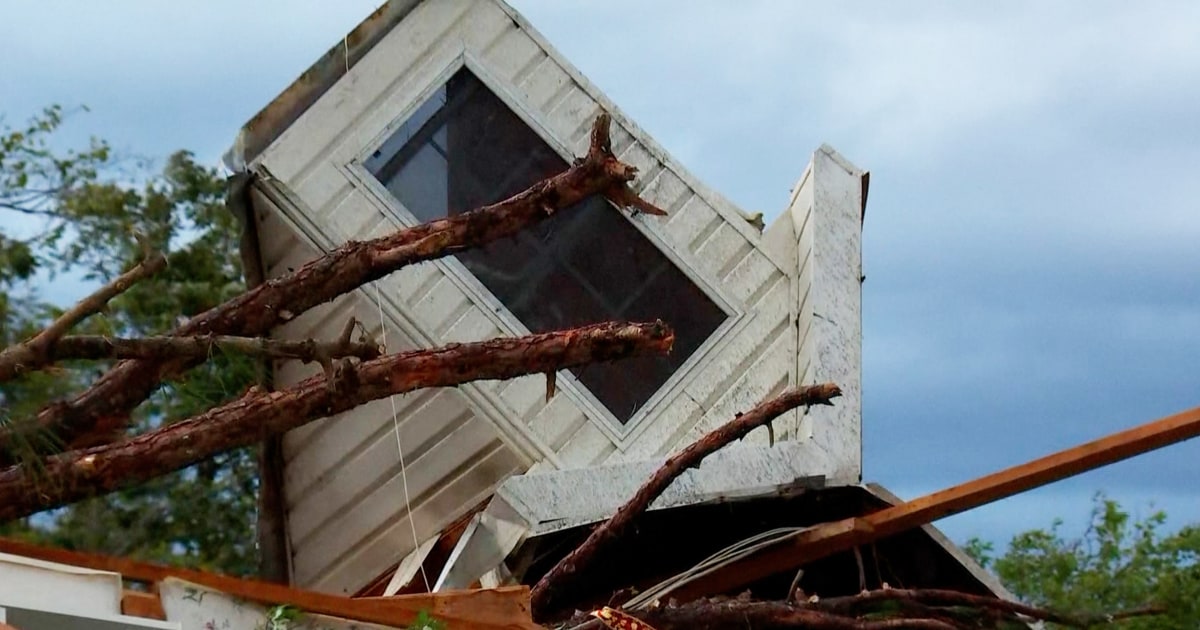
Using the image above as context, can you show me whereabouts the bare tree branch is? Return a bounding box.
[530,383,842,620]
[43,333,382,364]
[0,251,167,383]
[0,320,673,521]
[573,592,1164,630]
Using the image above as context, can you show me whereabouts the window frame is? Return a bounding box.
[344,52,747,445]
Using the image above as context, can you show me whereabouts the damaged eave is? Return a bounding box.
[223,0,422,171]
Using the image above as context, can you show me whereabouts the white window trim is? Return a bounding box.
[342,51,751,449]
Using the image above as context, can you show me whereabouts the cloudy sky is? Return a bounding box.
[4,1,1198,548]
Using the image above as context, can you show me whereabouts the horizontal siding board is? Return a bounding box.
[481,22,542,82]
[293,414,503,585]
[665,196,719,254]
[285,389,458,521]
[680,333,794,447]
[308,444,525,594]
[605,391,703,463]
[411,276,470,337]
[527,391,587,451]
[499,373,548,422]
[556,421,616,468]
[694,222,751,282]
[442,305,501,343]
[639,168,691,217]
[260,0,473,182]
[516,57,571,111]
[545,87,600,148]
[723,250,782,306]
[684,278,790,407]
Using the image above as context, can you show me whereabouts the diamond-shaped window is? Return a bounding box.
[365,68,727,423]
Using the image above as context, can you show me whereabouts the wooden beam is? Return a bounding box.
[121,590,166,620]
[0,538,541,630]
[674,403,1200,600]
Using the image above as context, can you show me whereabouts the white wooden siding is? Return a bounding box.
[246,0,862,592]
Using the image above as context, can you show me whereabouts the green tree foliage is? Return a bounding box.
[0,106,262,575]
[966,495,1200,629]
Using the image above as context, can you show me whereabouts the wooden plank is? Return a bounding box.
[0,537,538,630]
[673,403,1200,600]
[121,590,166,620]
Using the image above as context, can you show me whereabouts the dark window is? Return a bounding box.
[365,69,727,423]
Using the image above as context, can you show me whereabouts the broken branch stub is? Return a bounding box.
[0,320,674,521]
[3,112,656,458]
[529,383,841,620]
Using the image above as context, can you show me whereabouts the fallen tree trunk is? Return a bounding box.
[0,320,672,521]
[43,333,382,364]
[530,383,841,620]
[577,590,1163,630]
[1,112,648,458]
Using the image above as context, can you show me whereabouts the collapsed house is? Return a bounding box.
[6,2,1200,628]
[216,0,1006,606]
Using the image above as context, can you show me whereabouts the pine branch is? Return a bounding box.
[0,250,167,383]
[576,592,1164,630]
[0,320,673,521]
[44,332,382,364]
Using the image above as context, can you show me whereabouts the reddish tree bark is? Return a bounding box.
[1,113,653,459]
[44,333,382,364]
[530,384,842,620]
[0,320,673,521]
[572,591,1162,630]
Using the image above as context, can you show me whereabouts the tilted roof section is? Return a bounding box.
[223,0,421,171]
